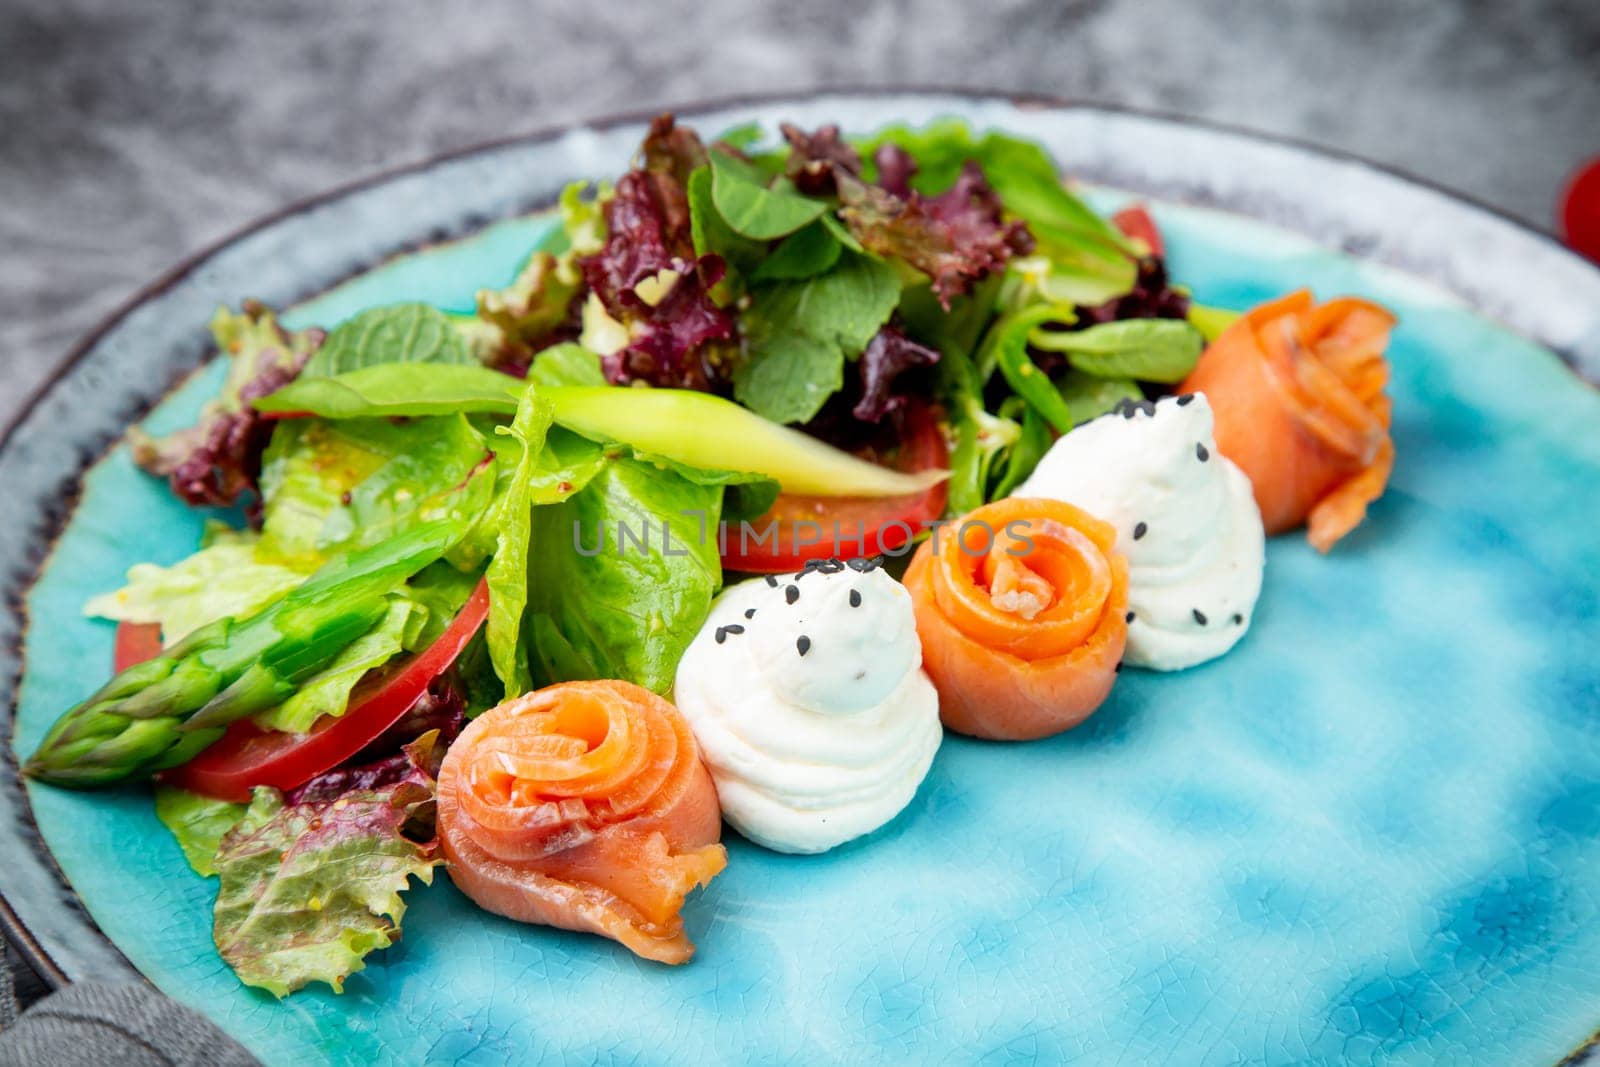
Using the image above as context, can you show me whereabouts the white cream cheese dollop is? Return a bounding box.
[1015,393,1264,671]
[672,563,941,854]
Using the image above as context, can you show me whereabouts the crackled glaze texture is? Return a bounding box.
[5,98,1600,1065]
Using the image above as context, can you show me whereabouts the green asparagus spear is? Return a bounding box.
[24,515,475,787]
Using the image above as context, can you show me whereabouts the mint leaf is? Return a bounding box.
[733,331,843,427]
[1028,319,1204,383]
[734,251,901,424]
[688,165,764,273]
[709,149,829,240]
[303,304,473,376]
[155,786,247,877]
[751,221,842,281]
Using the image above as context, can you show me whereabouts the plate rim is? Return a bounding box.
[2,87,1598,1060]
[3,85,1597,459]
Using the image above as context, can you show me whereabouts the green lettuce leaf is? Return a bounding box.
[734,250,902,424]
[258,414,493,567]
[484,382,555,698]
[403,561,483,647]
[154,786,247,877]
[750,221,842,282]
[211,754,440,997]
[527,458,722,694]
[301,304,473,377]
[84,538,309,644]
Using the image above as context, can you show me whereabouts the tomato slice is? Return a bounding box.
[113,622,165,672]
[1112,204,1164,258]
[1560,157,1600,263]
[720,402,948,573]
[162,578,490,802]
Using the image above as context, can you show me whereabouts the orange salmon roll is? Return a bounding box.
[1180,290,1397,551]
[904,498,1129,741]
[436,680,726,964]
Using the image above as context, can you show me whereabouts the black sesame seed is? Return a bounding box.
[1133,521,1148,541]
[723,624,745,636]
[1193,608,1208,626]
[847,556,881,572]
[796,635,811,656]
[1196,442,1210,462]
[764,575,778,587]
[744,608,757,619]
[849,589,862,608]
[1119,402,1137,420]
[1125,611,1136,623]
[1231,613,1244,625]
[714,627,728,644]
[1176,393,1196,407]
[1138,399,1156,417]
[785,585,800,605]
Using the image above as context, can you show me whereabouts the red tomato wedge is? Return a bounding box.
[719,402,949,573]
[113,622,164,672]
[162,578,490,802]
[1112,204,1164,258]
[1561,157,1600,263]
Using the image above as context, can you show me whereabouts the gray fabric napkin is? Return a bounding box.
[0,944,258,1067]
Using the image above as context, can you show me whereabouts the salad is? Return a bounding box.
[22,114,1397,995]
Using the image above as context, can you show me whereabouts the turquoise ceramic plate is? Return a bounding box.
[3,92,1599,1065]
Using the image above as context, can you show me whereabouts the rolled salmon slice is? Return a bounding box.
[436,680,726,964]
[1179,289,1397,551]
[904,498,1129,741]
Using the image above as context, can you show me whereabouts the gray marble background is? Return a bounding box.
[4,0,1599,430]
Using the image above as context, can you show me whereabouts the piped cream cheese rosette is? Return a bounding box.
[672,561,941,854]
[1015,393,1265,671]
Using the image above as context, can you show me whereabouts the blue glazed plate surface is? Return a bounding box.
[3,94,1599,1065]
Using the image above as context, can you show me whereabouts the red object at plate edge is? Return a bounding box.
[1560,157,1600,264]
[112,621,165,673]
[1112,204,1164,258]
[160,577,490,802]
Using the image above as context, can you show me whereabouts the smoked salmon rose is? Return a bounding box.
[436,680,726,964]
[1180,290,1397,551]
